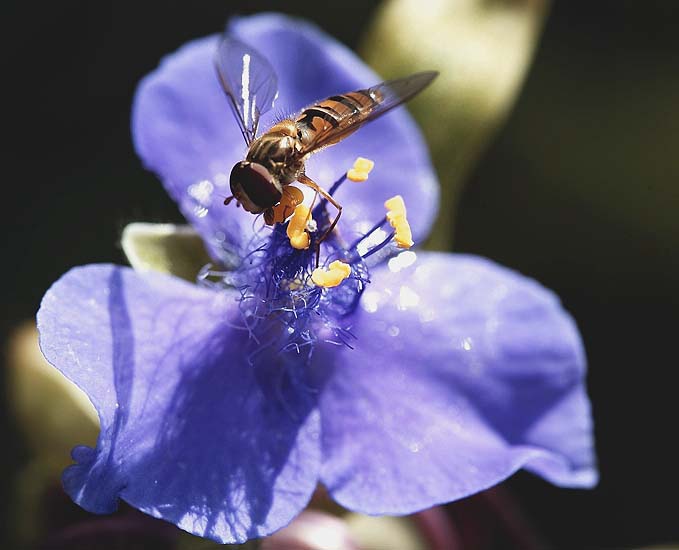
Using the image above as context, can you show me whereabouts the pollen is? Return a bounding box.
[347,157,375,182]
[311,260,352,288]
[385,195,414,249]
[287,204,312,250]
[266,186,304,225]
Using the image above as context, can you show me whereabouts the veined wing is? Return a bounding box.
[214,35,279,145]
[296,71,438,155]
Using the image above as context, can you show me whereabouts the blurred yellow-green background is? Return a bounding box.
[3,1,678,548]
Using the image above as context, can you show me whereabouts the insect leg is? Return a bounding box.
[297,173,342,267]
[308,187,319,211]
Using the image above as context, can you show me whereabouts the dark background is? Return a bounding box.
[3,1,678,548]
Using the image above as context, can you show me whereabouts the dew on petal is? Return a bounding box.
[188,179,214,203]
[387,250,417,273]
[398,286,420,310]
[419,308,436,323]
[188,179,214,218]
[361,290,380,313]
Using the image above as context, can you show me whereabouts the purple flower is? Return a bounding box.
[37,13,597,545]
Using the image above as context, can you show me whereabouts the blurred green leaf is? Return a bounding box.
[345,513,427,550]
[121,223,212,280]
[8,323,99,466]
[7,323,100,544]
[361,0,549,249]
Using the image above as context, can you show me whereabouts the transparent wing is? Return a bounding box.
[214,35,279,145]
[299,71,438,155]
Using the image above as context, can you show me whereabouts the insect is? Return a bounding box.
[216,35,437,249]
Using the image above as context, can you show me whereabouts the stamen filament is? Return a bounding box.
[361,230,396,260]
[348,216,388,251]
[328,174,347,197]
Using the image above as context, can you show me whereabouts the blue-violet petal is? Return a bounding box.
[319,252,597,514]
[38,264,321,543]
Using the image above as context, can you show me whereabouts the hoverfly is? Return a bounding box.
[216,35,437,247]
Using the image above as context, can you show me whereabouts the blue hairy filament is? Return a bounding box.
[200,168,395,371]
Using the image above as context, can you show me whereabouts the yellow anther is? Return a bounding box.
[311,260,352,288]
[287,204,312,250]
[385,195,414,249]
[347,157,375,182]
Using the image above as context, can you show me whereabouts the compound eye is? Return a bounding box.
[230,162,282,213]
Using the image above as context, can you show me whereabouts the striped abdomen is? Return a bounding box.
[295,88,383,149]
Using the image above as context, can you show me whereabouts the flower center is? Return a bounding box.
[200,158,413,363]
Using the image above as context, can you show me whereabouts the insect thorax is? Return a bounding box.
[247,126,304,185]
